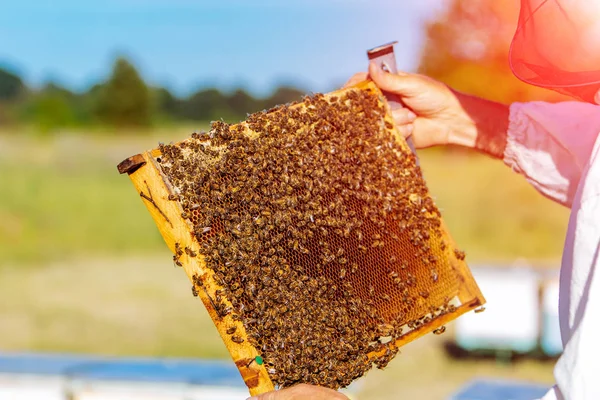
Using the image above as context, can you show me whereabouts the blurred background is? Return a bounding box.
[0,0,570,399]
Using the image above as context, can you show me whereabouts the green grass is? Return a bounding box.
[0,256,553,400]
[418,148,569,263]
[0,255,228,358]
[0,128,202,266]
[0,131,568,267]
[356,333,554,399]
[0,130,563,398]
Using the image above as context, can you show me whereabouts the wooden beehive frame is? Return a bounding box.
[117,80,485,396]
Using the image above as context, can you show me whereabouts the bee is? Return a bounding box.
[174,243,184,256]
[342,226,351,238]
[192,274,204,287]
[368,285,375,297]
[454,249,466,260]
[433,326,446,335]
[377,324,394,337]
[231,228,242,237]
[299,246,310,255]
[356,230,364,241]
[185,247,197,257]
[474,306,486,314]
[173,255,183,267]
[226,326,237,335]
[231,314,242,321]
[430,268,439,283]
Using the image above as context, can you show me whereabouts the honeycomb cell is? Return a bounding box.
[157,88,463,389]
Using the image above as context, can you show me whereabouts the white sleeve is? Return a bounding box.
[503,101,600,208]
[554,193,600,400]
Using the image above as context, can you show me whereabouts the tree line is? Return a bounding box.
[418,0,568,104]
[0,57,306,132]
[2,0,572,133]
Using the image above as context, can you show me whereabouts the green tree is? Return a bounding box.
[0,66,25,101]
[418,0,568,103]
[93,57,153,127]
[263,86,305,109]
[17,83,80,132]
[154,87,180,120]
[178,88,234,122]
[31,94,76,133]
[226,89,258,121]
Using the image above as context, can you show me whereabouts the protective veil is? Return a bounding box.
[510,0,600,103]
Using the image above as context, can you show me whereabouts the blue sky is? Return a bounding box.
[0,0,444,97]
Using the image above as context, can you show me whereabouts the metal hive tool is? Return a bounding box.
[117,80,485,397]
[366,40,418,159]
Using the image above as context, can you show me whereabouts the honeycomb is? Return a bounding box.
[154,87,469,389]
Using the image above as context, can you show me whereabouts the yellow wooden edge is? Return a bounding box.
[126,153,275,396]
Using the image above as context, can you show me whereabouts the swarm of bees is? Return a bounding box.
[157,88,464,389]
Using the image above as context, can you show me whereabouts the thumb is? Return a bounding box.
[368,61,423,98]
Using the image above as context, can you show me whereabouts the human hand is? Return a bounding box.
[343,62,477,149]
[247,384,350,400]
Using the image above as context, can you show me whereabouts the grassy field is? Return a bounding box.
[0,128,195,265]
[0,255,555,399]
[0,130,564,398]
[0,130,569,267]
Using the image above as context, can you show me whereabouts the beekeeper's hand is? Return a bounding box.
[344,62,471,148]
[247,384,349,400]
[343,62,509,158]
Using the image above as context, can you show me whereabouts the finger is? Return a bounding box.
[395,123,414,139]
[342,72,368,88]
[391,108,417,125]
[368,62,423,97]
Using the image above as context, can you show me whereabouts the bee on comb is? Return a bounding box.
[117,80,485,396]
